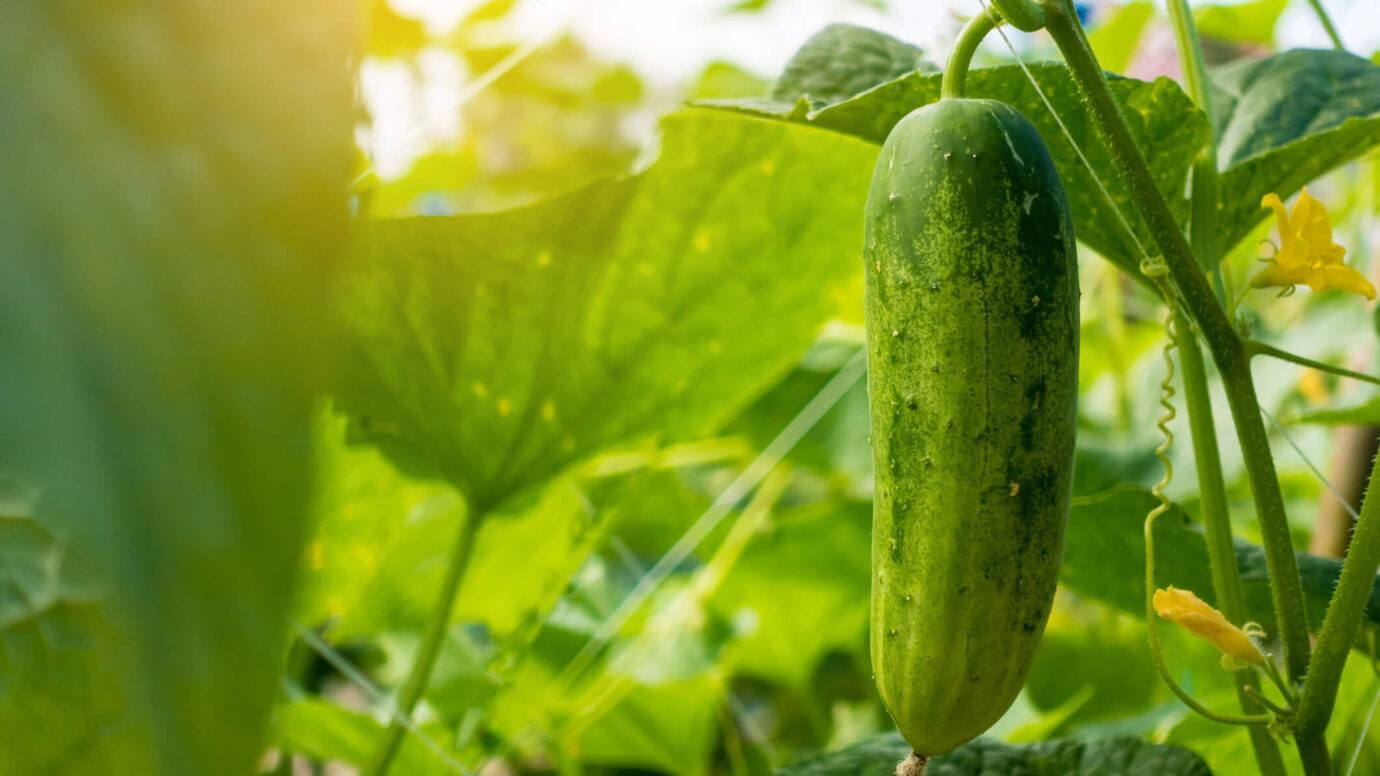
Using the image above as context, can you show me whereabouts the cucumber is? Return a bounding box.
[865,98,1079,757]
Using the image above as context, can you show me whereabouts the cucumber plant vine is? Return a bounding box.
[891,1,1380,774]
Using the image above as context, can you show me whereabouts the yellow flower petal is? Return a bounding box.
[1153,587,1265,666]
[1252,190,1371,299]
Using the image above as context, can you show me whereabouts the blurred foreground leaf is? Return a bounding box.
[0,3,354,773]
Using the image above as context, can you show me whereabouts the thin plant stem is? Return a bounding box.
[365,506,486,776]
[1176,314,1290,776]
[1162,2,1286,768]
[1297,448,1380,738]
[1246,340,1380,388]
[1305,0,1346,50]
[1037,0,1324,768]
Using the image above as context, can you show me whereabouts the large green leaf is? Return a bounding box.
[709,65,1209,280]
[777,732,1212,775]
[0,3,353,774]
[770,24,935,109]
[1061,487,1380,637]
[1213,49,1380,254]
[338,109,878,509]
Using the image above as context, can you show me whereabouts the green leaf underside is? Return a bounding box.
[707,64,1208,281]
[1213,49,1380,255]
[1061,487,1380,637]
[1292,395,1380,426]
[770,23,936,110]
[777,732,1212,775]
[337,109,878,509]
[0,3,354,773]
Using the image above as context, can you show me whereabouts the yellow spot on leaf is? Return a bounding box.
[537,251,552,267]
[693,231,711,252]
[497,397,512,417]
[308,542,323,570]
[473,382,489,398]
[760,160,776,175]
[541,400,557,422]
[1252,189,1375,300]
[1153,587,1265,667]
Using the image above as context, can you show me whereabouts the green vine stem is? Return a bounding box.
[1245,340,1380,388]
[1296,448,1380,738]
[1305,0,1346,51]
[942,8,999,100]
[1036,0,1326,768]
[365,506,486,776]
[1163,0,1228,304]
[1142,299,1271,727]
[1176,314,1290,776]
[1162,2,1286,770]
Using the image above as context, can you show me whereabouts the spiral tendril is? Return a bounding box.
[1139,258,1273,727]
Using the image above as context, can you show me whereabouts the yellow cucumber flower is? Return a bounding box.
[1153,587,1265,668]
[1251,189,1375,300]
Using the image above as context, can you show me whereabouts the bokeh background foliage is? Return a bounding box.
[5,1,1380,775]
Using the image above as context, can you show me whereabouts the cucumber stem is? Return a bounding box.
[990,0,1046,32]
[364,504,485,776]
[941,8,999,101]
[896,752,928,776]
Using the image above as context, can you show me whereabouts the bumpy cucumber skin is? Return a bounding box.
[865,99,1079,757]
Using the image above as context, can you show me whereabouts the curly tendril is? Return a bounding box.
[1139,259,1274,727]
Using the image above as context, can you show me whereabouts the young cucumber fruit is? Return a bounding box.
[865,98,1079,757]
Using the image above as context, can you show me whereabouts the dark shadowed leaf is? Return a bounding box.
[777,732,1213,775]
[1213,50,1380,255]
[1061,487,1380,638]
[770,24,936,109]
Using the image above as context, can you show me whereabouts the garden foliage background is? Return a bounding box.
[5,0,1380,774]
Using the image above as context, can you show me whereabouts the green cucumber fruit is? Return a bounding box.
[865,98,1079,757]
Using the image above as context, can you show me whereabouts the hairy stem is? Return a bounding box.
[1162,3,1287,769]
[1039,0,1311,679]
[1176,316,1289,775]
[365,507,485,776]
[1297,446,1380,738]
[990,0,1046,32]
[942,8,999,100]
[1038,0,1325,766]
